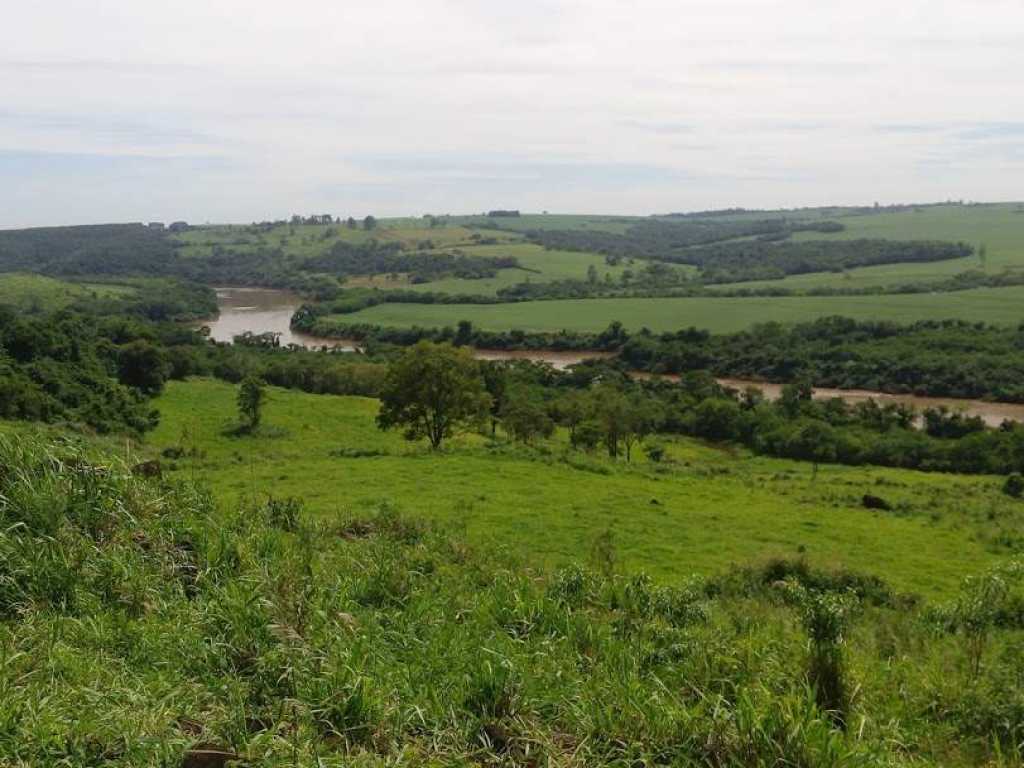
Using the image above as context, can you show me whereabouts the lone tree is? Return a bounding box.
[377,341,490,449]
[237,376,265,431]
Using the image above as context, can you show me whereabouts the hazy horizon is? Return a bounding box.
[3,1,1022,228]
[4,199,1024,233]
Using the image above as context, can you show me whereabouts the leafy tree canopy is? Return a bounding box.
[376,341,490,449]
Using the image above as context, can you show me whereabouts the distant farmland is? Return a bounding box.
[327,284,1024,334]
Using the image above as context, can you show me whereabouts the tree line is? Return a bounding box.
[4,307,1024,477]
[679,238,972,283]
[526,217,846,262]
[292,315,1024,404]
[526,220,970,285]
[619,317,1024,402]
[373,341,1024,476]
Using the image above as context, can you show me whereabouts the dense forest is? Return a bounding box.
[619,317,1024,401]
[0,309,163,434]
[0,224,176,275]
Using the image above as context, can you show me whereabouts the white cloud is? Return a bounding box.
[1,0,1022,225]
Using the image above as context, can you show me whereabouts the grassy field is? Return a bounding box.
[713,203,1024,292]
[147,378,1019,599]
[445,204,1024,296]
[322,284,1024,334]
[0,273,134,313]
[7,419,1023,765]
[338,242,639,295]
[405,243,661,295]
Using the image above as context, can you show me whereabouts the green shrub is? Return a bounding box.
[1004,473,1024,499]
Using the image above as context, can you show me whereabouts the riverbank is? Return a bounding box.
[197,287,358,349]
[200,286,1024,426]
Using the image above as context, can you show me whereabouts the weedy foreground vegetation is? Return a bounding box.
[1,431,1023,767]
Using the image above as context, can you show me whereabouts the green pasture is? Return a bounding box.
[148,378,1017,598]
[721,203,1024,292]
[406,243,664,295]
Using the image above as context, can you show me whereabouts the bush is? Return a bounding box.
[1004,473,1024,499]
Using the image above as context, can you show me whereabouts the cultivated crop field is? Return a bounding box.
[147,378,1019,598]
[321,284,1024,334]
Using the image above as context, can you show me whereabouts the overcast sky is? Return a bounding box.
[2,0,1022,227]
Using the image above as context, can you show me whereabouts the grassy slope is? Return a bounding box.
[148,379,1019,598]
[0,273,133,313]
[405,243,650,295]
[714,202,1024,292]
[175,222,649,294]
[7,425,1022,766]
[334,242,640,295]
[323,284,1024,334]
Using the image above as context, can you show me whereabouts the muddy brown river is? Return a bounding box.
[716,379,1024,428]
[202,287,1024,426]
[199,287,358,349]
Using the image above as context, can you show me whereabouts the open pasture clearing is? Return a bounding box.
[149,378,1021,599]
[715,202,1024,292]
[405,242,661,295]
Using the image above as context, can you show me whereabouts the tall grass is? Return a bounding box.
[0,434,1022,765]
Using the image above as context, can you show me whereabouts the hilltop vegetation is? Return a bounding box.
[0,223,174,275]
[4,204,1018,316]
